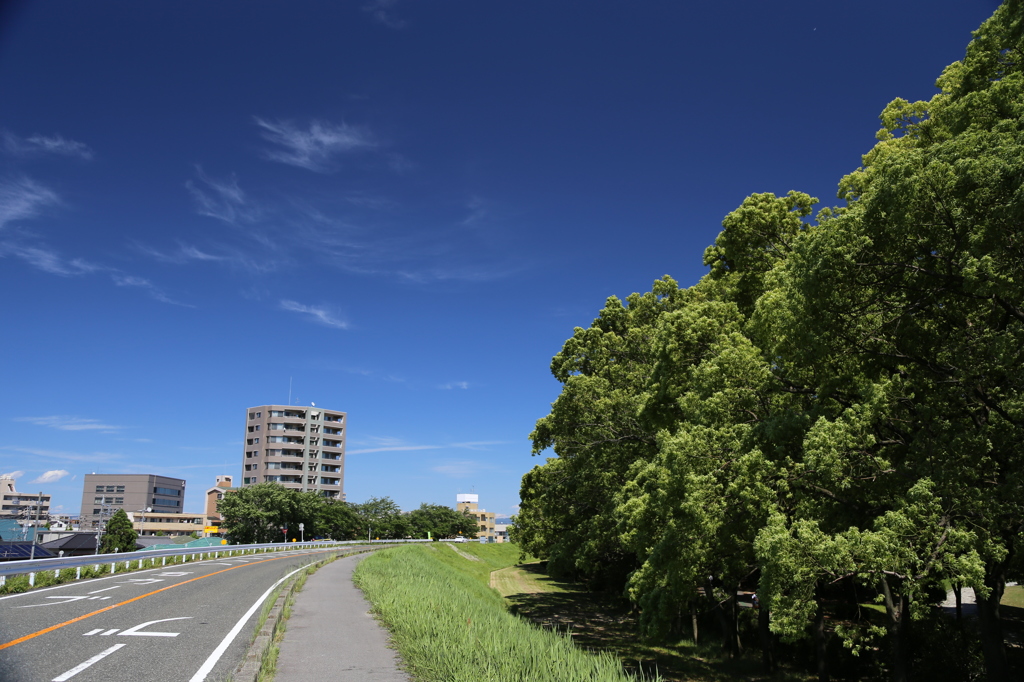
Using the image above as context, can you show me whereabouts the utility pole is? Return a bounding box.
[28,491,43,561]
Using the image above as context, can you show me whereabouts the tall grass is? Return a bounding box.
[354,544,657,682]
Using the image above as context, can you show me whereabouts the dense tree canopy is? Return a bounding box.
[407,503,479,540]
[517,3,1023,680]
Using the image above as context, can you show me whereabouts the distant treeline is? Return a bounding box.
[514,3,1023,681]
[218,484,478,544]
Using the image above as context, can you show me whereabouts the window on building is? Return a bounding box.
[153,487,181,497]
[93,508,101,514]
[115,486,124,493]
[105,486,116,492]
[217,493,223,499]
[254,437,259,443]
[114,497,123,504]
[95,485,104,493]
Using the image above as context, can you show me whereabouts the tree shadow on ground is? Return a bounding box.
[505,563,807,682]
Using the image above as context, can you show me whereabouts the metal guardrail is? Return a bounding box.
[0,538,431,578]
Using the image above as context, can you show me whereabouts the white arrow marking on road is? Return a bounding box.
[99,629,119,636]
[18,596,93,608]
[52,643,126,681]
[119,616,192,637]
[121,578,164,585]
[156,571,192,576]
[82,629,103,636]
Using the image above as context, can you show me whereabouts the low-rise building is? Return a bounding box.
[0,475,50,519]
[456,494,496,541]
[204,475,235,534]
[126,510,216,537]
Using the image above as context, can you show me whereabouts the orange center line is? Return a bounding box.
[0,549,337,651]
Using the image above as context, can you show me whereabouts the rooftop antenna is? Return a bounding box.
[288,376,293,406]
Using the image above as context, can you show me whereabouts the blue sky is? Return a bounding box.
[0,1,1000,518]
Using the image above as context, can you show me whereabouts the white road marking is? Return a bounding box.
[189,563,311,682]
[156,571,192,576]
[99,629,119,636]
[82,629,103,636]
[119,616,192,637]
[121,578,164,585]
[88,586,120,594]
[208,562,234,566]
[51,643,126,681]
[18,596,92,608]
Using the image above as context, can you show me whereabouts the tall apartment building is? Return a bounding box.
[80,474,186,530]
[456,494,496,541]
[241,405,346,499]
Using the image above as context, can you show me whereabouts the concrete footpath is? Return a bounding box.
[274,552,410,682]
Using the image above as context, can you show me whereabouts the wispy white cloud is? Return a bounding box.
[449,441,506,450]
[31,469,69,484]
[346,437,505,456]
[0,446,124,464]
[136,242,225,264]
[0,242,99,276]
[0,176,60,230]
[2,130,93,160]
[362,0,407,29]
[431,459,496,478]
[347,444,442,454]
[186,169,257,224]
[280,300,349,329]
[438,381,470,390]
[15,416,125,432]
[460,196,488,227]
[111,273,193,307]
[255,117,376,172]
[1,470,24,479]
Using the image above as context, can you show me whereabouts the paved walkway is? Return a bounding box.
[274,552,409,682]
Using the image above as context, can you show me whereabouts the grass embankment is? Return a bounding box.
[354,543,657,682]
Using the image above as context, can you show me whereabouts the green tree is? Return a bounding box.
[522,277,682,588]
[218,483,299,544]
[100,509,138,554]
[318,499,361,540]
[407,503,477,539]
[353,496,409,539]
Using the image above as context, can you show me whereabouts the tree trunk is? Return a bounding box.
[879,576,911,682]
[813,602,830,682]
[975,567,1009,682]
[953,584,961,624]
[732,591,743,655]
[691,602,699,644]
[891,594,911,682]
[759,606,775,674]
[706,579,736,657]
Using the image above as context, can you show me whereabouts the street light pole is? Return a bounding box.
[28,492,43,561]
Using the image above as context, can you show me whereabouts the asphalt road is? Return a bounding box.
[0,546,369,682]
